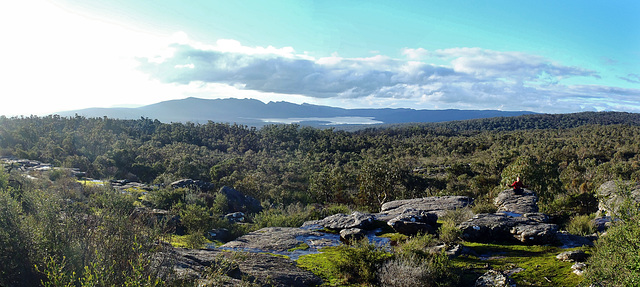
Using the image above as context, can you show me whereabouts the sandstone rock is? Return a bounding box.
[597,180,640,217]
[475,270,514,287]
[166,247,322,286]
[510,222,558,245]
[593,216,614,232]
[220,186,263,213]
[556,250,588,262]
[340,228,366,242]
[379,196,473,219]
[458,213,559,245]
[224,212,246,223]
[207,228,230,242]
[555,231,595,248]
[494,189,539,214]
[304,211,375,230]
[387,209,438,235]
[221,227,326,252]
[572,262,587,276]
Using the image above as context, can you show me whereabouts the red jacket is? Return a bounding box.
[509,181,526,189]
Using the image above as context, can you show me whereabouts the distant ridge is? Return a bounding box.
[55,97,536,127]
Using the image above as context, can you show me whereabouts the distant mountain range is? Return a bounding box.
[55,97,536,127]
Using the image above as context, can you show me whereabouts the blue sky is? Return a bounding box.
[1,0,638,116]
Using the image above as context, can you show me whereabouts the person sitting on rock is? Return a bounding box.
[508,176,527,194]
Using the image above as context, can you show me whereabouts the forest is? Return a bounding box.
[1,111,640,286]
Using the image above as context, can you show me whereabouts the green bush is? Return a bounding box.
[440,207,473,225]
[398,233,438,256]
[334,240,392,285]
[438,219,462,247]
[471,200,498,214]
[584,217,640,286]
[565,214,596,236]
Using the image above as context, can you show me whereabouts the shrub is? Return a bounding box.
[584,189,640,286]
[398,233,438,256]
[565,214,596,236]
[334,240,392,284]
[438,219,462,247]
[472,200,498,214]
[378,253,458,287]
[441,207,473,225]
[584,218,640,286]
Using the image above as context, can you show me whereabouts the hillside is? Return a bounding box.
[55,97,536,127]
[1,112,640,286]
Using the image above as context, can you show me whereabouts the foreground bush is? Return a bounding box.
[378,252,457,287]
[584,215,640,286]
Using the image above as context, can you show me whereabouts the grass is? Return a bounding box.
[167,234,214,249]
[297,247,352,286]
[452,242,589,287]
[287,242,310,252]
[298,241,589,286]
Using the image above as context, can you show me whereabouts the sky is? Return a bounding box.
[1,0,639,116]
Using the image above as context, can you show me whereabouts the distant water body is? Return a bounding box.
[261,116,383,125]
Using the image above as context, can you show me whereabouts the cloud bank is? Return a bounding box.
[138,38,639,113]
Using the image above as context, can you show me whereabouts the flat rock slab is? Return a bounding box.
[378,196,474,219]
[303,211,376,230]
[167,247,322,287]
[494,189,539,214]
[221,227,326,252]
[458,213,558,245]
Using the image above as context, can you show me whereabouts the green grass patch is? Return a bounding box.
[77,179,106,186]
[297,247,353,286]
[168,234,214,249]
[452,242,588,287]
[288,242,310,252]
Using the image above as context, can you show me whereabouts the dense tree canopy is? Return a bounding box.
[1,112,639,214]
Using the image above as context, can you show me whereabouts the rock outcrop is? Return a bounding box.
[458,213,558,244]
[220,186,263,213]
[221,227,326,252]
[166,247,322,286]
[303,211,376,230]
[596,180,640,217]
[379,196,473,218]
[494,189,538,214]
[386,209,438,235]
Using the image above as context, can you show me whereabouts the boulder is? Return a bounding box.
[224,212,246,223]
[555,231,595,248]
[510,222,559,245]
[171,179,216,192]
[458,213,559,245]
[220,186,263,213]
[593,216,614,232]
[494,189,539,214]
[572,263,587,276]
[379,196,473,219]
[340,228,366,242]
[474,270,514,287]
[206,228,230,242]
[386,209,438,235]
[303,211,376,230]
[165,247,322,286]
[596,180,640,217]
[556,250,588,262]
